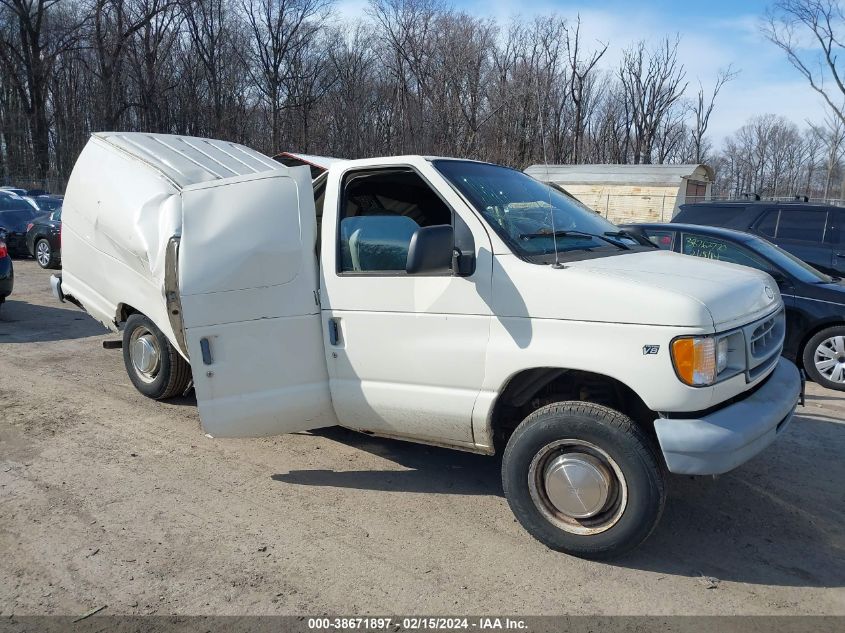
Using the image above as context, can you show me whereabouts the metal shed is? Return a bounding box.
[524,163,714,224]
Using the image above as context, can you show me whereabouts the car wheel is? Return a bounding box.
[122,313,192,400]
[35,238,54,268]
[502,401,666,559]
[802,325,845,391]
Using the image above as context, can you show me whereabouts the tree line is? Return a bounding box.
[1,0,845,202]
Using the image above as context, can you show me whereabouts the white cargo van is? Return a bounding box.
[53,133,802,558]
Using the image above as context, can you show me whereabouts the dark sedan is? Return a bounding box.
[25,207,61,268]
[0,194,39,257]
[671,201,845,277]
[622,222,845,391]
[0,227,13,312]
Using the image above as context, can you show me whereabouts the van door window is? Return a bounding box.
[337,168,452,274]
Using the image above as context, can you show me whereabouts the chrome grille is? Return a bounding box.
[750,315,779,359]
[743,309,785,381]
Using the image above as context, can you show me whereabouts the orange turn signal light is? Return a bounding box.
[671,337,717,386]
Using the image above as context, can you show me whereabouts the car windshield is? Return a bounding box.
[434,160,639,261]
[749,237,834,283]
[36,197,62,211]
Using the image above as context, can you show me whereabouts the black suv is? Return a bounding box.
[672,201,843,277]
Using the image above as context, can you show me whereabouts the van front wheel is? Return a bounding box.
[502,402,666,559]
[122,313,191,400]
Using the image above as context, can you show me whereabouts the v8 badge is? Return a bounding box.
[643,345,660,355]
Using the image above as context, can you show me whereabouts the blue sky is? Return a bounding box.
[335,0,829,147]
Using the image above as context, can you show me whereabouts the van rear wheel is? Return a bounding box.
[502,402,666,559]
[122,313,191,400]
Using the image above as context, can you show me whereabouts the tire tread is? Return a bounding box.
[502,401,666,559]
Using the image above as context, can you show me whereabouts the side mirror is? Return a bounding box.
[406,224,454,275]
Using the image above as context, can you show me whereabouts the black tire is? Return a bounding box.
[122,313,191,400]
[502,401,666,559]
[34,238,56,269]
[802,325,845,391]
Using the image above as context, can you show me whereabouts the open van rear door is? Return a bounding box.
[178,167,337,437]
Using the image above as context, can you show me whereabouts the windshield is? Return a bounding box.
[750,237,835,284]
[36,197,62,211]
[434,160,639,260]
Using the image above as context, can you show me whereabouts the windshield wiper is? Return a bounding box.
[604,229,657,248]
[519,229,630,250]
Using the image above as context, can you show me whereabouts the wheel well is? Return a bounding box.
[795,320,845,368]
[115,303,139,325]
[490,368,656,451]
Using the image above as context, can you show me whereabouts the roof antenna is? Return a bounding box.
[534,57,563,269]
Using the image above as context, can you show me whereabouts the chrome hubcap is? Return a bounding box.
[543,453,612,518]
[129,328,161,383]
[36,241,50,266]
[528,439,627,535]
[814,336,845,383]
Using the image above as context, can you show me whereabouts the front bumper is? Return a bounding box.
[50,273,64,302]
[654,357,801,475]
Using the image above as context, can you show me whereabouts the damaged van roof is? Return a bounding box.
[93,132,283,189]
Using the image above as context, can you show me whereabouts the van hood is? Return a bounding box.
[566,250,780,329]
[493,250,781,330]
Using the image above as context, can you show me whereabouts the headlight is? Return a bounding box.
[716,337,729,374]
[671,336,718,386]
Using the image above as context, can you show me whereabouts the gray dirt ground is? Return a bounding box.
[0,260,843,616]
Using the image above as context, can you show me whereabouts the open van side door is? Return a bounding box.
[178,167,337,437]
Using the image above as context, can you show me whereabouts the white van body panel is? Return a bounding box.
[179,168,337,437]
[466,253,782,448]
[62,133,335,438]
[319,156,494,447]
[61,138,184,347]
[61,132,287,351]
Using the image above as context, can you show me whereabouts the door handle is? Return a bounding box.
[199,337,213,365]
[327,318,341,346]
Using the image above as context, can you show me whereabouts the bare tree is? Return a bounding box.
[241,0,330,151]
[0,0,85,178]
[690,65,738,163]
[0,2,788,191]
[618,36,688,164]
[809,109,845,197]
[89,0,175,130]
[764,0,845,125]
[564,15,607,163]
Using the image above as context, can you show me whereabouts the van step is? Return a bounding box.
[102,339,123,350]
